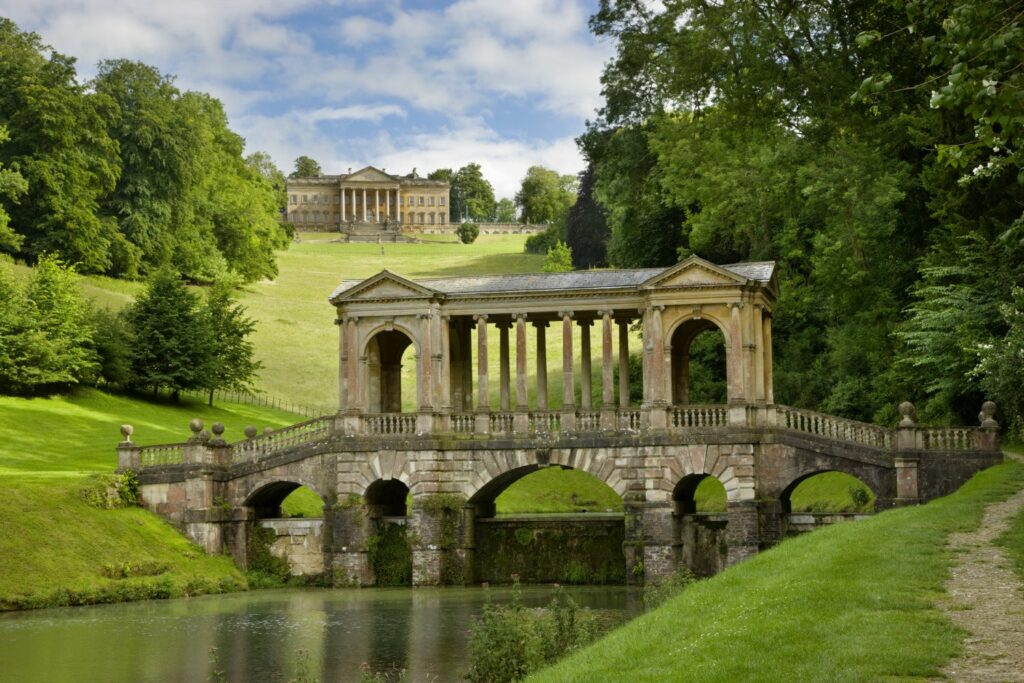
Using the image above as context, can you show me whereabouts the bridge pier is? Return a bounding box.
[726,501,760,566]
[328,503,374,586]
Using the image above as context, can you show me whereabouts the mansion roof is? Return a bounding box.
[329,257,777,304]
[288,165,448,188]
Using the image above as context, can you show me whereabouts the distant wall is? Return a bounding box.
[475,515,626,584]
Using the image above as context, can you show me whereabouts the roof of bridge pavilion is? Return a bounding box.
[329,255,777,304]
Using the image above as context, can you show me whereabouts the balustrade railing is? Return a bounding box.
[776,405,892,449]
[617,410,641,431]
[576,411,601,432]
[231,416,332,462]
[364,413,417,436]
[671,405,728,429]
[489,412,515,434]
[451,413,474,434]
[921,428,975,451]
[139,443,186,467]
[529,411,561,433]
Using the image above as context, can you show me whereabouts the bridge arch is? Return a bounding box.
[780,469,877,514]
[243,478,328,519]
[459,448,626,504]
[672,473,727,514]
[666,315,730,406]
[362,326,419,413]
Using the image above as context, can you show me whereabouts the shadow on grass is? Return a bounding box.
[415,252,544,278]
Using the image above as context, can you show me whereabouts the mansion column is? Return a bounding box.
[341,188,347,221]
[386,190,391,221]
[474,315,490,434]
[498,322,511,411]
[534,321,549,410]
[617,319,630,409]
[763,313,774,404]
[560,311,576,431]
[396,189,402,224]
[362,189,367,222]
[375,189,380,223]
[579,319,592,410]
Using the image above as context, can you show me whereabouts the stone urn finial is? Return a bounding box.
[212,422,225,437]
[264,426,274,435]
[189,418,204,436]
[200,429,212,443]
[119,424,134,444]
[898,401,917,427]
[979,401,998,430]
[244,425,257,439]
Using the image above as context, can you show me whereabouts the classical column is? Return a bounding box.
[534,321,549,409]
[514,314,528,410]
[600,311,614,407]
[419,313,433,411]
[618,319,630,409]
[650,305,665,404]
[754,304,766,403]
[341,188,347,221]
[440,315,452,411]
[386,189,391,221]
[579,319,592,410]
[474,315,489,412]
[375,189,380,223]
[362,189,367,222]
[763,313,774,404]
[461,322,474,411]
[728,302,744,403]
[396,189,402,224]
[497,322,511,411]
[347,317,359,411]
[560,311,575,408]
[337,317,347,412]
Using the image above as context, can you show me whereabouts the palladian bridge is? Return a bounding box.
[118,256,1003,585]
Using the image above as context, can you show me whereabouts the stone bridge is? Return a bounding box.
[117,256,1003,584]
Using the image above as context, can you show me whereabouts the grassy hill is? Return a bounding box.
[0,388,304,610]
[530,461,1024,683]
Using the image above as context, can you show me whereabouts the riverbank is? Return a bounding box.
[529,459,1024,682]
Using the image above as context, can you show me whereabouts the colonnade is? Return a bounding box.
[339,186,401,223]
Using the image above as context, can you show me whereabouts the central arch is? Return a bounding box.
[669,318,728,405]
[364,328,418,413]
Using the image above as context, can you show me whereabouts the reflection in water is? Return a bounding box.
[0,585,638,683]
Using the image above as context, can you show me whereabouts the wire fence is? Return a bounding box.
[170,387,332,419]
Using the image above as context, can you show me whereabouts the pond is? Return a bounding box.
[0,585,641,682]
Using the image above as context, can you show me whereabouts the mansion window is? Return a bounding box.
[439,214,446,225]
[418,212,425,224]
[429,213,435,225]
[439,197,446,206]
[418,196,425,206]
[290,195,297,205]
[428,196,435,206]
[302,195,308,203]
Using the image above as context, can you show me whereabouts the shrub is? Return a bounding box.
[457,221,480,244]
[542,241,574,272]
[524,226,561,254]
[642,567,697,609]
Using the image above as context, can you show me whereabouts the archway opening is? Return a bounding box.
[782,471,876,514]
[366,329,417,413]
[670,320,727,405]
[471,465,626,584]
[672,474,727,514]
[246,481,325,519]
[365,479,412,586]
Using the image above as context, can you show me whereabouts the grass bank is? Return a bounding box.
[0,387,303,610]
[530,461,1024,683]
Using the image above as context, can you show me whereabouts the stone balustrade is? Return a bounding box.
[138,443,186,467]
[231,416,332,462]
[776,405,893,450]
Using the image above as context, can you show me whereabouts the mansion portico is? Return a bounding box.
[286,166,450,231]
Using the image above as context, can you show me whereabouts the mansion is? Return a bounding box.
[285,166,450,231]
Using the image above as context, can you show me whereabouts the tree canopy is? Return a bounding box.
[291,156,322,178]
[515,166,576,224]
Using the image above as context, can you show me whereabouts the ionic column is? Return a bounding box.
[440,315,452,410]
[396,189,402,223]
[600,311,614,407]
[474,315,489,412]
[560,311,575,409]
[337,316,347,412]
[514,314,528,410]
[341,188,347,221]
[419,313,433,411]
[617,319,630,408]
[347,317,360,411]
[362,189,367,222]
[534,321,549,409]
[375,189,380,223]
[579,319,592,410]
[386,189,391,221]
[728,302,744,403]
[650,305,665,405]
[497,322,511,411]
[763,313,774,404]
[754,304,766,403]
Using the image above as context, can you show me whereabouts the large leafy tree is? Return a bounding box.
[0,125,27,253]
[564,165,609,269]
[451,163,496,222]
[0,18,120,273]
[515,166,577,225]
[291,156,322,178]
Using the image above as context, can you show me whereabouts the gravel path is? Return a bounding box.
[937,483,1024,682]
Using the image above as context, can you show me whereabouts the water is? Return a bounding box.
[0,585,639,682]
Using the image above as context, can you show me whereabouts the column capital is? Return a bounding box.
[473,313,489,323]
[648,304,665,313]
[597,309,614,318]
[730,301,745,310]
[512,312,528,322]
[576,318,593,327]
[340,315,359,324]
[494,321,513,330]
[558,310,575,320]
[531,320,549,329]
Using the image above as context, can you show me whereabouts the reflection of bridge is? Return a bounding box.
[118,257,1002,584]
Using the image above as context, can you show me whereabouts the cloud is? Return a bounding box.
[302,104,407,124]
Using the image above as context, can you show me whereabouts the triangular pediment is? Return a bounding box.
[330,270,438,303]
[643,256,748,289]
[344,166,399,184]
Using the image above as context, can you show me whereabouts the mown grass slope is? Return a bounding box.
[530,461,1024,683]
[0,388,303,609]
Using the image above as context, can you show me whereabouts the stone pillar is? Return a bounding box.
[440,315,452,411]
[410,506,443,586]
[579,319,593,410]
[386,188,391,220]
[753,304,765,403]
[341,188,347,221]
[763,313,774,404]
[728,302,744,403]
[534,321,549,410]
[396,189,402,223]
[895,457,920,504]
[474,315,490,434]
[461,322,474,411]
[618,319,630,409]
[514,314,528,410]
[638,502,677,583]
[498,322,511,411]
[758,498,785,548]
[337,317,347,412]
[645,305,667,429]
[726,501,760,566]
[419,314,433,411]
[600,311,615,429]
[329,504,374,586]
[560,311,576,431]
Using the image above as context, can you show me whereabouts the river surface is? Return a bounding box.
[0,585,640,682]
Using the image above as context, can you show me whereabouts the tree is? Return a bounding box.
[451,163,496,222]
[0,18,120,273]
[515,166,576,224]
[427,168,453,183]
[202,282,261,406]
[291,156,322,178]
[542,241,574,273]
[125,268,211,399]
[0,125,27,253]
[495,198,517,223]
[0,268,51,395]
[245,151,287,213]
[457,221,480,244]
[564,166,609,269]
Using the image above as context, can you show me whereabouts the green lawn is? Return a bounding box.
[530,461,1024,683]
[0,387,305,609]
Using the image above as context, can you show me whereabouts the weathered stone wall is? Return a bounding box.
[678,514,729,577]
[475,515,626,584]
[784,512,872,536]
[259,519,325,575]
